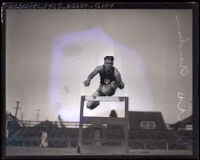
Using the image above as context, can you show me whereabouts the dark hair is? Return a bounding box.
[104,56,114,62]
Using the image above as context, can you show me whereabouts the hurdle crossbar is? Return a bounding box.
[85,96,126,102]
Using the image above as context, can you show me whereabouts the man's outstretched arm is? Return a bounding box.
[113,69,124,89]
[84,66,102,86]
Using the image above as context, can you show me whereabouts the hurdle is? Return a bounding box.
[78,96,129,154]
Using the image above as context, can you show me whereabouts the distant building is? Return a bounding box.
[170,115,192,130]
[6,113,21,138]
[129,111,166,130]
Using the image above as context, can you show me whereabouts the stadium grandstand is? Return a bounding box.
[6,110,192,150]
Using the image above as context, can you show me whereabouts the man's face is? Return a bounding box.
[104,59,114,71]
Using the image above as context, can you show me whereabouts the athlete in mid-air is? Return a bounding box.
[83,56,124,109]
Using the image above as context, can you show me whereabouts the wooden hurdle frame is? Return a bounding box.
[78,96,129,154]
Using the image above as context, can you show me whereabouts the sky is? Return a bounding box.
[6,9,192,124]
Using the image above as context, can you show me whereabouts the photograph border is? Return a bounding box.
[1,2,199,160]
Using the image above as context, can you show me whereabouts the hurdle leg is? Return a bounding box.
[78,96,85,153]
[124,97,129,153]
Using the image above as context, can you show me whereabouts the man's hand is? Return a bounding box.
[84,80,90,87]
[118,82,124,89]
[110,81,118,89]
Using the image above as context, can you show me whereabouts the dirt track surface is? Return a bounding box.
[6,146,192,156]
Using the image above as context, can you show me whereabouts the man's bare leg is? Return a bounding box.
[87,90,102,110]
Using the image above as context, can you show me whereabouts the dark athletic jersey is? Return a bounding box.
[99,65,115,85]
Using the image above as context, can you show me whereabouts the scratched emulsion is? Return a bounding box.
[48,28,153,121]
[176,15,189,77]
[4,2,115,9]
[175,16,192,122]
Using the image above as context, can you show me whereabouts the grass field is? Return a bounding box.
[6,146,192,156]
